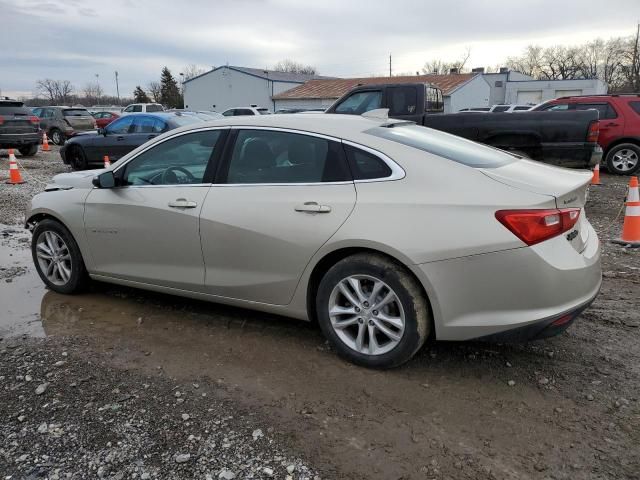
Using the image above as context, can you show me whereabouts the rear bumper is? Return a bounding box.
[413,220,602,341]
[539,142,600,169]
[0,132,41,147]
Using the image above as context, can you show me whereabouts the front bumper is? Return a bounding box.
[413,220,602,341]
[0,132,41,147]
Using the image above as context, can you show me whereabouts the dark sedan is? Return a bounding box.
[60,112,205,170]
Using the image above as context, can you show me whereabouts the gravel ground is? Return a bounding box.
[0,148,638,479]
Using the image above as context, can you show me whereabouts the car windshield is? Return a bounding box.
[63,109,90,117]
[366,124,517,168]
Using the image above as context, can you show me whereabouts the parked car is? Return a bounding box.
[60,112,204,170]
[121,103,164,115]
[325,83,602,169]
[221,106,271,116]
[0,98,41,156]
[534,94,640,175]
[489,104,534,113]
[32,106,97,145]
[27,112,601,368]
[91,111,120,129]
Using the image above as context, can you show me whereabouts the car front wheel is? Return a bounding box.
[606,143,640,175]
[31,219,88,294]
[316,253,430,368]
[50,129,64,146]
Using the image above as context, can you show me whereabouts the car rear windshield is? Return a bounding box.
[62,109,90,117]
[146,104,163,112]
[366,124,517,168]
[0,102,30,115]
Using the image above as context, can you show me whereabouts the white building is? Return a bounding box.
[183,65,329,113]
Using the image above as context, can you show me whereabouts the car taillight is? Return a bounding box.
[29,115,39,125]
[587,120,599,143]
[495,208,580,246]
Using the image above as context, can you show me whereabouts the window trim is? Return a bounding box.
[110,126,230,188]
[342,140,405,183]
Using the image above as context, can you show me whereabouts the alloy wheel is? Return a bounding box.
[35,231,72,286]
[328,275,405,355]
[612,149,639,172]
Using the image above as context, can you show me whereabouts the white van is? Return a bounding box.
[121,103,164,115]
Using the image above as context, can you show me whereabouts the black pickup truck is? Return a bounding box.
[325,83,602,168]
[0,98,41,157]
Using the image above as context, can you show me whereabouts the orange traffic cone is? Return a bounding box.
[103,155,111,168]
[5,149,26,184]
[42,132,50,152]
[612,176,640,247]
[591,163,601,186]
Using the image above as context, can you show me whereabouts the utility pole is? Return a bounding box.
[389,54,392,77]
[95,73,100,105]
[114,71,120,103]
[633,22,640,91]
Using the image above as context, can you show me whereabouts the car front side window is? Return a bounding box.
[225,129,351,184]
[106,116,134,135]
[122,130,222,186]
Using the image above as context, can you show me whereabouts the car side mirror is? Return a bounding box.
[92,171,115,189]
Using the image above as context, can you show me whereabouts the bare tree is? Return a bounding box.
[82,81,104,104]
[36,79,74,104]
[147,81,162,102]
[273,59,317,75]
[506,45,543,77]
[182,64,207,81]
[421,47,471,75]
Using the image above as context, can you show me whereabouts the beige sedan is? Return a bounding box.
[26,112,601,368]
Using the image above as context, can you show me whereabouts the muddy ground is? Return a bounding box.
[0,148,639,479]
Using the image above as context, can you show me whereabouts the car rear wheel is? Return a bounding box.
[606,143,640,175]
[50,128,64,146]
[316,253,430,368]
[31,219,89,294]
[68,145,88,171]
[18,144,38,157]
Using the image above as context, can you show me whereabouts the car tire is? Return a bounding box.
[605,143,640,175]
[31,219,89,294]
[50,128,64,146]
[18,144,38,157]
[316,253,431,369]
[68,145,88,171]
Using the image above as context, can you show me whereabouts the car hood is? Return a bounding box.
[45,169,104,191]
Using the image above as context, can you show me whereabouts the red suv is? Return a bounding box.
[535,94,640,175]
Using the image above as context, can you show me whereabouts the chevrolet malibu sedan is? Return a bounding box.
[26,112,601,368]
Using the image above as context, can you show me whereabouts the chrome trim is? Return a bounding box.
[229,125,341,143]
[342,140,406,183]
[210,181,353,187]
[107,183,212,189]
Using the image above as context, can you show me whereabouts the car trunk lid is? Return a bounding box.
[481,159,592,252]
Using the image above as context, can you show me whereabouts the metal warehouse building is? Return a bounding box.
[183,65,328,113]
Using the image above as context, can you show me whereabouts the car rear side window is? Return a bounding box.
[146,104,163,112]
[225,130,351,184]
[366,124,516,168]
[123,130,222,186]
[492,106,510,112]
[344,145,392,180]
[629,101,640,115]
[575,103,617,119]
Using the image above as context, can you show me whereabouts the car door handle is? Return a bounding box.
[605,122,619,127]
[168,199,198,209]
[294,202,331,213]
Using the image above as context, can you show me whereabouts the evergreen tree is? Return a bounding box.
[159,67,182,108]
[133,86,151,103]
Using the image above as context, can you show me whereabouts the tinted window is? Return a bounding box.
[334,91,382,114]
[514,106,531,111]
[146,104,163,112]
[222,109,234,117]
[541,103,569,111]
[344,145,392,180]
[131,116,166,133]
[234,109,254,116]
[630,101,640,115]
[575,103,617,119]
[62,109,90,117]
[366,124,516,168]
[492,106,510,112]
[226,130,350,184]
[132,105,143,112]
[257,109,271,115]
[123,130,221,186]
[106,116,135,134]
[388,87,418,116]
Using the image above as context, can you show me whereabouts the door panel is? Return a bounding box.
[200,184,356,304]
[84,186,210,290]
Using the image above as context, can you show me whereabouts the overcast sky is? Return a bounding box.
[1,0,638,99]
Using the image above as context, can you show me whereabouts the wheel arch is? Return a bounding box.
[305,246,435,337]
[603,137,640,156]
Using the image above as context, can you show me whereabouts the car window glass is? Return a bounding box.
[222,110,234,116]
[124,106,133,112]
[226,130,350,184]
[106,116,134,134]
[541,103,568,111]
[32,108,42,116]
[388,87,418,116]
[575,103,617,119]
[41,109,54,118]
[62,109,90,117]
[344,145,392,180]
[146,104,163,112]
[630,101,640,115]
[335,91,382,114]
[123,130,221,186]
[131,116,165,133]
[492,106,510,112]
[235,109,253,116]
[514,106,530,111]
[132,105,143,112]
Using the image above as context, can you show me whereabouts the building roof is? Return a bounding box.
[183,65,331,84]
[272,73,477,100]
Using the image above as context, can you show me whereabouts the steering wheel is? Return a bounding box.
[161,166,195,185]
